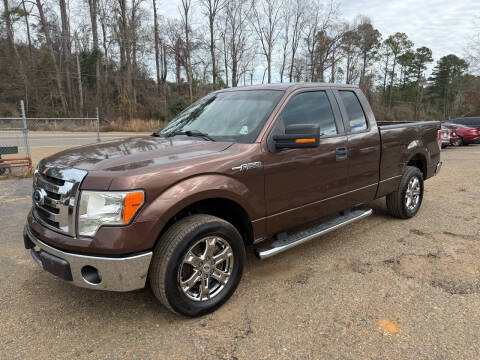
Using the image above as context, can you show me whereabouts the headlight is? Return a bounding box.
[78,190,144,237]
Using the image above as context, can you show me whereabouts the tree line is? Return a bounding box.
[1,0,479,125]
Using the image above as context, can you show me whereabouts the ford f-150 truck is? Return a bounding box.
[24,83,442,316]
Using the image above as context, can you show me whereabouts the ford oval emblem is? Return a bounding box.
[33,189,46,206]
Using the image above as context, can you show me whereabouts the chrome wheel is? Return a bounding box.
[405,176,421,211]
[178,236,234,302]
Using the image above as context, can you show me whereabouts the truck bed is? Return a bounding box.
[375,120,441,198]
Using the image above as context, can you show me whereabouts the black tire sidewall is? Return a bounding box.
[400,169,424,218]
[163,220,245,317]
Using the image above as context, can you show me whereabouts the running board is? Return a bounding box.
[255,208,373,260]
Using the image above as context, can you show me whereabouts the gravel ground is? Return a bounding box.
[0,145,479,359]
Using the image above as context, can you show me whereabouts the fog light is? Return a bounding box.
[81,265,102,285]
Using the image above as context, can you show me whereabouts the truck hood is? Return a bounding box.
[41,135,234,172]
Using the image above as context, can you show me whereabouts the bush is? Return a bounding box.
[168,98,189,118]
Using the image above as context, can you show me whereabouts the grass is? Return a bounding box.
[17,118,169,133]
[101,118,169,132]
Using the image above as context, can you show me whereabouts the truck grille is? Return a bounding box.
[32,161,87,236]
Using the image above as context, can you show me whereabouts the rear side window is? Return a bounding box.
[339,91,368,132]
[280,91,337,136]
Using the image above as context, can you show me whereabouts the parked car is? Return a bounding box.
[23,83,442,317]
[444,123,480,145]
[439,125,460,147]
[451,117,480,128]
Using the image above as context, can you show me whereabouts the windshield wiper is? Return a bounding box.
[166,130,216,141]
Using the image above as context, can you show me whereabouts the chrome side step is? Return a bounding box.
[255,208,373,260]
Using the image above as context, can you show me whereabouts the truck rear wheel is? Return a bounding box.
[149,214,245,317]
[386,166,424,219]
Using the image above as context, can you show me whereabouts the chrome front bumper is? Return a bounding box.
[24,226,152,292]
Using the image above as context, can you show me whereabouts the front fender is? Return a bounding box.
[137,174,260,247]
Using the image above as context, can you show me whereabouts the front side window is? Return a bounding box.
[339,91,368,132]
[279,91,337,137]
[160,90,284,143]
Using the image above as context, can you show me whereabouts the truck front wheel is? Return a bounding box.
[149,214,245,317]
[386,166,424,219]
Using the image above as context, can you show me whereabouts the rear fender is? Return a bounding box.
[404,148,429,178]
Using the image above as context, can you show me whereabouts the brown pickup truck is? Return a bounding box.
[24,83,441,316]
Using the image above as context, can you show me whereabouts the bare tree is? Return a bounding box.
[304,0,339,81]
[314,24,345,82]
[36,0,68,114]
[223,0,250,87]
[288,0,306,82]
[199,0,227,86]
[379,41,392,104]
[73,32,84,114]
[180,0,193,101]
[88,0,102,113]
[152,0,161,92]
[250,0,283,83]
[3,0,29,107]
[21,0,33,64]
[130,0,144,105]
[165,19,185,85]
[98,0,115,113]
[60,0,74,112]
[465,21,480,75]
[278,4,290,83]
[355,16,380,88]
[3,0,474,125]
[340,24,360,84]
[116,0,129,100]
[219,20,229,86]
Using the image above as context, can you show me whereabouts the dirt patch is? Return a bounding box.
[385,250,480,295]
[350,260,373,275]
[410,229,428,237]
[377,318,399,335]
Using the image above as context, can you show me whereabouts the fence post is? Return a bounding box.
[21,100,31,159]
[96,107,100,142]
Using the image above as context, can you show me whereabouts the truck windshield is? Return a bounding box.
[159,90,284,143]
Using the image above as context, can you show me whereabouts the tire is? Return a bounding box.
[386,166,424,219]
[149,214,245,317]
[455,137,465,146]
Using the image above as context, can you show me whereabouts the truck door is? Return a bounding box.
[334,89,381,205]
[263,89,350,235]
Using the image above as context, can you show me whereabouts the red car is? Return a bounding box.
[444,123,480,146]
[439,126,461,148]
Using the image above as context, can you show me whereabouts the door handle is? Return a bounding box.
[335,147,348,161]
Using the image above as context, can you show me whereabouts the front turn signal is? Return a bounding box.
[123,191,144,223]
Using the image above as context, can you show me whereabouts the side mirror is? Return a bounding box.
[273,124,320,149]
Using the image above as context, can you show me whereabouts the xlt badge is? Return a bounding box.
[232,162,262,172]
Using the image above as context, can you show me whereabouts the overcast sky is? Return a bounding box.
[159,0,480,64]
[341,0,480,61]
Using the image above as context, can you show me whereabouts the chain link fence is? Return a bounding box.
[0,101,99,176]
